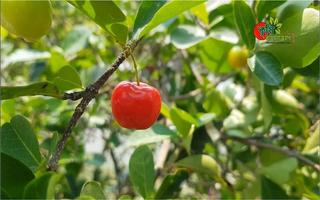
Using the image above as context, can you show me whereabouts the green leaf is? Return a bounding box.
[277,0,312,21]
[1,154,35,199]
[175,155,225,185]
[118,195,132,200]
[0,82,61,100]
[198,38,233,74]
[123,124,178,148]
[255,0,286,21]
[169,107,192,137]
[61,26,91,56]
[79,181,106,200]
[203,88,229,119]
[53,66,82,92]
[261,83,273,129]
[67,0,127,44]
[261,176,289,199]
[129,146,155,199]
[0,115,41,172]
[248,51,283,86]
[233,0,256,50]
[23,172,64,199]
[263,8,320,68]
[134,0,205,38]
[154,170,189,199]
[191,3,209,25]
[303,122,320,154]
[170,25,206,49]
[133,0,167,37]
[261,158,298,185]
[49,48,69,73]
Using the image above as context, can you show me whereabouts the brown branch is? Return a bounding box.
[223,135,320,172]
[47,39,141,171]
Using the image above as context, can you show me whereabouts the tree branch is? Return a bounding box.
[47,39,141,171]
[223,135,320,172]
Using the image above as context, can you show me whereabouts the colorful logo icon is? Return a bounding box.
[253,17,282,40]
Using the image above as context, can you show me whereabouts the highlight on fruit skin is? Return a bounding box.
[0,0,52,42]
[111,81,162,130]
[227,46,249,68]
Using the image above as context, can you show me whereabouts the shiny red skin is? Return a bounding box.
[111,81,161,130]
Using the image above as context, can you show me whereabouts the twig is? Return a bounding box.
[47,39,141,171]
[170,88,202,101]
[223,135,320,172]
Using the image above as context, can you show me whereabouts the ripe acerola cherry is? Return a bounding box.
[1,0,52,42]
[227,46,249,69]
[111,81,161,130]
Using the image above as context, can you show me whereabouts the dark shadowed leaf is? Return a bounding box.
[261,176,289,199]
[0,115,41,172]
[155,170,188,199]
[1,154,35,199]
[23,172,64,199]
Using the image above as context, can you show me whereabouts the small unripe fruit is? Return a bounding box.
[111,81,161,130]
[227,46,249,68]
[1,0,52,42]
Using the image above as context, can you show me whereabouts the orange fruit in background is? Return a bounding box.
[1,0,52,42]
[227,46,249,68]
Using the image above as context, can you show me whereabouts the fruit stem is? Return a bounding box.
[130,54,140,86]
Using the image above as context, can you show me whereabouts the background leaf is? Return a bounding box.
[67,0,127,44]
[255,0,287,21]
[134,0,205,38]
[61,26,91,56]
[79,181,106,200]
[23,172,64,199]
[170,25,206,49]
[233,0,256,50]
[154,170,189,199]
[53,66,82,92]
[175,154,225,185]
[123,124,178,148]
[248,51,283,86]
[0,115,41,172]
[129,145,155,199]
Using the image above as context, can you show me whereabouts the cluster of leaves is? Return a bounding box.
[1,0,319,199]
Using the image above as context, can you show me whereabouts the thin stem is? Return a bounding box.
[130,54,140,85]
[223,135,320,172]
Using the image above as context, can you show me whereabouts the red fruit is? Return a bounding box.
[111,81,161,130]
